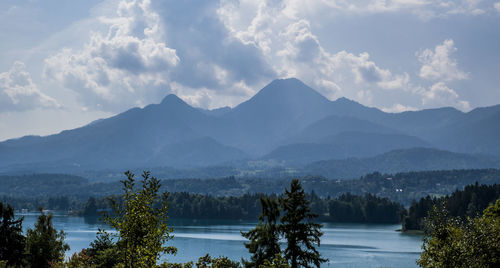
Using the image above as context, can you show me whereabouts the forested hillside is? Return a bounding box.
[3,169,500,209]
[403,183,500,230]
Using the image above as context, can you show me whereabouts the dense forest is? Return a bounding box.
[81,191,403,224]
[2,190,404,224]
[5,180,497,227]
[402,183,500,230]
[2,168,500,206]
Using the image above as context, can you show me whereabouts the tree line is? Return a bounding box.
[80,191,403,224]
[402,182,500,231]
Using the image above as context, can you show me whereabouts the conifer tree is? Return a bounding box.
[0,202,26,266]
[242,196,281,267]
[280,179,327,268]
[25,208,69,268]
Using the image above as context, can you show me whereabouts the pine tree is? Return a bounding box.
[242,196,281,267]
[25,208,69,268]
[0,202,26,266]
[280,179,327,268]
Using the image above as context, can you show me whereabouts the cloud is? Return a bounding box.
[412,39,471,111]
[38,0,481,112]
[43,0,179,111]
[0,61,59,112]
[495,2,500,12]
[169,79,255,109]
[416,82,470,110]
[381,103,419,113]
[216,0,414,105]
[40,0,277,111]
[417,39,468,81]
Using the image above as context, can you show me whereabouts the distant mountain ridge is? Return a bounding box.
[302,147,500,179]
[1,78,500,177]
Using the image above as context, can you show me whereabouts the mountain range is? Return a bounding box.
[1,78,500,178]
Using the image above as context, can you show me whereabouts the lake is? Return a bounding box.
[21,213,422,267]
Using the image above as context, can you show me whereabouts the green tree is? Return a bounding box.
[258,254,290,268]
[86,230,121,267]
[83,197,98,217]
[417,202,463,267]
[242,196,281,267]
[280,179,327,268]
[103,171,176,267]
[25,208,69,268]
[0,202,26,267]
[196,254,241,268]
[418,199,500,267]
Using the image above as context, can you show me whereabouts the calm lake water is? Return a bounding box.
[21,213,422,267]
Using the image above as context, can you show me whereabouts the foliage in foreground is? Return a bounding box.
[0,204,69,268]
[0,203,25,267]
[241,197,281,267]
[243,180,327,268]
[104,171,177,266]
[418,199,500,267]
[281,180,326,268]
[65,172,247,268]
[25,209,70,267]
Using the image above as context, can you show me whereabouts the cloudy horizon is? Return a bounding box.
[1,0,500,141]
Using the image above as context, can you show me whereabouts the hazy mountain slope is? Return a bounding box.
[219,78,335,155]
[303,148,500,179]
[0,95,242,170]
[148,136,248,167]
[290,115,400,143]
[376,107,465,138]
[263,131,430,164]
[327,97,388,122]
[429,106,500,155]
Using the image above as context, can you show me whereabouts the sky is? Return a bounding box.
[1,0,500,141]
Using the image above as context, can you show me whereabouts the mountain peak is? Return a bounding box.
[334,97,354,103]
[264,77,313,92]
[251,78,329,102]
[269,77,303,86]
[160,94,186,105]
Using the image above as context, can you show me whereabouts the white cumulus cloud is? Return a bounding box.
[36,0,485,112]
[416,82,470,110]
[0,61,59,112]
[417,39,468,82]
[217,0,411,102]
[381,103,419,113]
[43,0,179,111]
